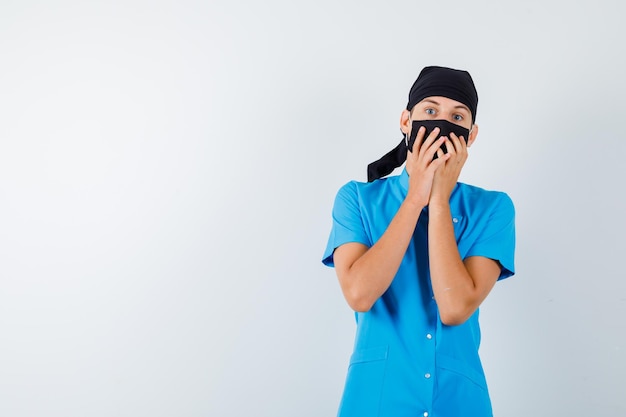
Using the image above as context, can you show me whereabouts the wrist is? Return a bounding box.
[404,192,427,211]
[428,196,450,211]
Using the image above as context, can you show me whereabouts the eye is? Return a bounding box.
[453,114,464,121]
[425,108,436,115]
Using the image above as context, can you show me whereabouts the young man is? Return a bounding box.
[322,66,515,417]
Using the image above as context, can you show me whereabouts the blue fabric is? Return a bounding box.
[322,168,516,417]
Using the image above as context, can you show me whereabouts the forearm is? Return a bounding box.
[342,199,424,311]
[428,198,477,325]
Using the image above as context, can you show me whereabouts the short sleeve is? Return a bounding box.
[465,192,516,280]
[321,182,371,267]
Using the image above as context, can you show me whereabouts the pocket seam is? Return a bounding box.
[436,354,487,391]
[349,345,388,365]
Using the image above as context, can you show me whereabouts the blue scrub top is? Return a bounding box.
[322,168,515,417]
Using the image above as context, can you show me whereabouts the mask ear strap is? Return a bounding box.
[405,119,411,148]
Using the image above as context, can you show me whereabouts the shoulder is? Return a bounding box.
[454,183,515,216]
[335,176,399,201]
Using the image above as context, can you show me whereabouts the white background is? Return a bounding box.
[1,1,625,416]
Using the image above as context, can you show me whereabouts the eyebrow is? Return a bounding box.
[422,99,470,113]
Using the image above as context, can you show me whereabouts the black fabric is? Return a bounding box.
[366,66,478,182]
[367,120,470,182]
[407,120,470,154]
[407,66,478,123]
[367,139,406,183]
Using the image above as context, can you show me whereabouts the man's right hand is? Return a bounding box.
[405,126,450,208]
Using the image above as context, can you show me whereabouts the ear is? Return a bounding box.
[400,109,411,135]
[467,123,479,147]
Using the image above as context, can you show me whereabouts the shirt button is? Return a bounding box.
[426,333,432,339]
[424,373,431,379]
[423,412,429,417]
[452,217,459,223]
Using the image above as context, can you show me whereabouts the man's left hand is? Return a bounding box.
[430,132,468,203]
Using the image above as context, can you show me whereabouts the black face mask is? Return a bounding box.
[366,119,471,182]
[406,119,470,158]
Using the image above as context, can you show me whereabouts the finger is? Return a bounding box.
[418,127,441,155]
[443,138,455,156]
[439,138,456,163]
[449,132,465,153]
[410,126,426,153]
[429,149,450,171]
[422,136,446,162]
[451,133,470,163]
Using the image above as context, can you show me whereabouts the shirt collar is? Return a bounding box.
[399,167,409,194]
